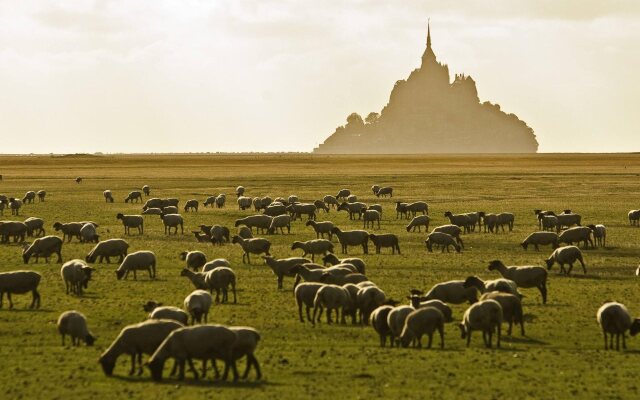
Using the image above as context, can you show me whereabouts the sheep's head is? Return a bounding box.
[424,239,432,251]
[85,334,96,346]
[116,213,124,220]
[407,295,421,308]
[53,222,62,230]
[444,211,452,217]
[458,323,467,339]
[487,260,504,271]
[99,356,115,376]
[534,209,542,215]
[231,235,241,244]
[115,270,126,280]
[463,276,482,289]
[545,258,555,269]
[520,242,528,250]
[143,301,161,312]
[630,319,640,336]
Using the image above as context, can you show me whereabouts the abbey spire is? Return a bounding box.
[421,20,436,66]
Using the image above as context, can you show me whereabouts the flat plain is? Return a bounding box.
[1,153,639,400]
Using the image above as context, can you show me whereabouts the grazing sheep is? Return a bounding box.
[183,290,213,324]
[142,207,163,215]
[125,191,143,203]
[116,251,156,280]
[57,311,95,346]
[371,185,381,195]
[596,302,640,350]
[425,232,461,253]
[375,186,393,198]
[480,292,524,336]
[323,195,339,209]
[60,259,95,296]
[236,186,245,197]
[369,233,400,254]
[295,282,325,323]
[406,296,453,323]
[209,225,230,245]
[203,196,217,207]
[99,319,184,377]
[290,264,327,288]
[162,205,179,215]
[357,285,386,325]
[237,196,253,210]
[53,221,87,242]
[160,213,183,235]
[535,210,556,228]
[180,251,207,271]
[371,305,396,347]
[116,213,144,235]
[395,202,409,219]
[215,195,226,208]
[346,194,358,203]
[432,225,465,248]
[406,201,428,217]
[387,305,415,347]
[142,185,150,196]
[86,239,129,263]
[312,284,353,325]
[587,224,607,248]
[202,258,231,272]
[235,215,273,234]
[495,212,515,232]
[546,245,586,275]
[144,302,190,325]
[37,190,46,202]
[487,260,548,304]
[331,227,369,254]
[24,217,45,237]
[237,225,253,239]
[458,299,503,348]
[558,226,593,249]
[210,326,261,381]
[263,204,287,217]
[291,239,334,261]
[556,211,582,231]
[204,267,237,304]
[480,212,498,233]
[406,215,430,233]
[306,220,334,240]
[320,272,368,286]
[362,209,381,229]
[268,214,292,234]
[0,270,41,309]
[400,307,445,349]
[263,256,311,289]
[79,222,99,243]
[9,198,22,216]
[22,191,36,204]
[313,200,330,213]
[287,203,317,221]
[232,236,271,264]
[463,276,520,298]
[541,215,558,232]
[180,268,208,290]
[628,210,640,226]
[422,281,478,304]
[336,189,351,200]
[322,253,366,274]
[444,211,472,233]
[0,221,28,243]
[337,202,367,220]
[183,199,199,212]
[22,235,63,264]
[521,231,559,251]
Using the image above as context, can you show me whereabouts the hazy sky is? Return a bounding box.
[1,1,639,153]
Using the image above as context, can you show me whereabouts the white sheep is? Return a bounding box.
[22,235,63,264]
[399,307,445,349]
[125,191,143,203]
[357,285,387,324]
[160,213,184,235]
[232,236,271,264]
[204,267,237,304]
[180,251,207,271]
[306,220,334,240]
[268,214,291,234]
[322,253,366,274]
[628,210,640,226]
[362,209,381,229]
[295,282,325,323]
[237,196,253,210]
[263,256,311,289]
[79,222,99,243]
[546,245,586,275]
[180,268,208,290]
[103,190,114,203]
[86,239,129,263]
[432,225,464,249]
[596,301,640,350]
[235,215,273,234]
[60,259,95,296]
[406,215,430,232]
[202,258,231,272]
[312,284,353,325]
[144,301,190,325]
[116,213,144,235]
[558,226,593,248]
[444,211,472,233]
[587,224,607,247]
[24,217,45,237]
[480,292,524,336]
[0,270,41,309]
[183,289,213,324]
[458,299,503,348]
[425,232,461,253]
[142,207,163,215]
[406,295,453,322]
[387,305,415,347]
[37,190,46,202]
[421,280,477,304]
[116,251,156,280]
[57,310,95,346]
[331,227,369,254]
[291,239,334,261]
[463,276,520,298]
[487,260,548,304]
[370,305,396,347]
[521,231,559,251]
[184,199,199,212]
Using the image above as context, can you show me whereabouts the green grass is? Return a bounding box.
[1,153,640,399]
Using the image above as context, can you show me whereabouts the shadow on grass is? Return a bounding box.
[0,308,54,313]
[501,335,549,345]
[111,374,277,388]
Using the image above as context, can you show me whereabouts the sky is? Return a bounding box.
[1,0,639,153]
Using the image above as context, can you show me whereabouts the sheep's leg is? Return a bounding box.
[539,283,547,304]
[622,334,627,350]
[326,307,332,324]
[438,326,444,349]
[466,331,472,347]
[61,334,65,346]
[129,353,136,375]
[482,331,487,347]
[508,320,513,336]
[7,293,13,309]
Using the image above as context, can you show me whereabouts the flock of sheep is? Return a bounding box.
[1,181,640,386]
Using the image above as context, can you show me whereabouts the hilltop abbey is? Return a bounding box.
[313,24,539,153]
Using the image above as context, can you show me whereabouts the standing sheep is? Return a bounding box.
[331,227,369,254]
[160,213,184,235]
[295,282,325,323]
[312,284,353,325]
[22,235,63,264]
[596,302,640,351]
[116,251,156,280]
[587,224,607,248]
[183,289,213,324]
[0,270,41,309]
[231,236,271,264]
[268,214,291,234]
[421,281,477,305]
[37,190,46,202]
[125,191,143,203]
[57,310,95,346]
[546,246,586,275]
[22,191,36,204]
[142,185,150,196]
[369,233,400,254]
[458,299,503,348]
[86,239,129,263]
[116,213,144,235]
[370,305,396,347]
[479,292,524,336]
[291,239,334,261]
[204,267,237,304]
[306,220,334,240]
[80,222,99,243]
[375,186,393,198]
[487,260,548,304]
[262,256,311,289]
[180,251,207,271]
[520,232,559,251]
[400,307,445,349]
[362,209,381,229]
[60,259,95,296]
[183,199,199,212]
[425,232,461,253]
[558,226,593,249]
[24,217,45,237]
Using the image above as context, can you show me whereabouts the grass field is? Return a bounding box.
[1,153,640,400]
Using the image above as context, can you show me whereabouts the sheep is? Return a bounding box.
[322,253,366,274]
[432,225,465,248]
[52,221,85,242]
[399,307,445,349]
[144,302,190,325]
[37,190,46,202]
[147,324,239,382]
[235,215,273,234]
[521,231,559,251]
[395,202,409,219]
[546,245,586,275]
[369,233,400,254]
[406,215,430,232]
[463,276,520,298]
[263,204,287,217]
[86,239,129,263]
[210,225,230,245]
[237,196,252,210]
[162,198,180,208]
[268,214,291,234]
[180,251,207,271]
[99,319,184,376]
[162,205,179,214]
[357,285,387,325]
[312,284,353,325]
[183,289,213,324]
[331,227,369,254]
[142,197,162,210]
[237,225,253,239]
[541,215,558,231]
[203,196,216,207]
[75,177,83,183]
[0,221,27,243]
[407,201,428,217]
[295,282,325,323]
[336,189,351,200]
[22,235,63,264]
[8,198,22,216]
[142,207,163,215]
[387,305,415,347]
[215,195,226,208]
[125,191,143,203]
[458,299,503,348]
[116,251,156,280]
[346,194,358,203]
[116,213,144,235]
[57,311,95,346]
[323,195,339,209]
[291,239,334,261]
[556,211,582,231]
[22,191,36,204]
[159,213,183,235]
[362,209,381,229]
[337,202,367,220]
[535,209,556,228]
[371,185,381,195]
[204,267,237,304]
[290,264,326,288]
[306,220,334,240]
[320,272,369,286]
[0,270,41,309]
[60,259,95,296]
[425,232,461,253]
[232,236,271,264]
[479,292,524,336]
[487,260,548,303]
[375,186,393,198]
[596,302,640,350]
[202,258,231,272]
[628,210,640,226]
[421,281,478,304]
[588,224,607,247]
[205,326,261,381]
[263,256,311,289]
[313,200,330,213]
[236,186,245,197]
[444,211,472,233]
[252,197,263,211]
[495,212,515,232]
[100,190,114,203]
[287,203,317,221]
[79,222,99,243]
[141,184,150,196]
[24,217,45,237]
[371,305,395,347]
[480,212,497,232]
[184,199,199,212]
[558,226,593,248]
[180,268,208,290]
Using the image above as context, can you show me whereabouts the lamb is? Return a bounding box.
[306,220,334,240]
[202,258,231,272]
[262,256,311,289]
[362,209,381,229]
[161,205,179,214]
[521,231,559,251]
[125,191,143,203]
[79,222,99,243]
[313,199,330,213]
[103,190,114,203]
[215,194,226,208]
[432,225,465,248]
[234,215,273,234]
[295,282,325,323]
[99,319,184,376]
[60,259,95,296]
[336,189,351,200]
[495,212,515,232]
[263,204,287,217]
[232,236,271,264]
[406,215,430,232]
[596,301,640,350]
[237,196,253,210]
[375,186,393,198]
[268,214,291,234]
[53,221,84,242]
[183,199,199,212]
[556,211,582,231]
[9,198,22,215]
[210,225,230,245]
[337,202,367,220]
[479,292,524,336]
[287,203,317,221]
[204,267,237,303]
[160,213,184,235]
[57,311,95,346]
[312,284,353,325]
[291,239,334,261]
[370,305,395,347]
[458,299,503,348]
[180,268,208,290]
[86,239,129,263]
[116,251,156,280]
[369,233,400,254]
[357,285,387,324]
[237,225,253,239]
[0,270,41,309]
[323,195,339,209]
[331,227,369,254]
[558,226,593,248]
[22,191,36,204]
[142,207,163,215]
[0,221,27,243]
[183,289,213,324]
[116,213,144,235]
[22,235,63,264]
[400,307,445,349]
[425,232,461,253]
[444,211,472,233]
[463,276,520,298]
[587,224,607,247]
[421,280,478,304]
[322,253,366,274]
[395,202,409,219]
[628,210,640,226]
[24,217,45,237]
[487,260,548,304]
[37,190,46,202]
[180,251,207,271]
[142,185,151,196]
[541,215,558,231]
[387,305,415,347]
[546,245,586,275]
[236,186,245,197]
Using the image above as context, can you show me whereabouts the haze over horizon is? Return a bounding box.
[1,1,639,154]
